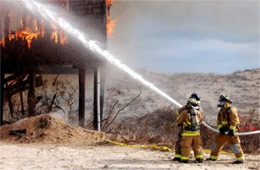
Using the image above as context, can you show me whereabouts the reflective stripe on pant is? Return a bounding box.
[210,134,244,160]
[180,135,203,160]
[174,133,182,158]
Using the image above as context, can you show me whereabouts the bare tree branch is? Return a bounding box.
[53,103,66,115]
[48,93,57,112]
[104,88,142,130]
[102,100,118,123]
[52,74,60,86]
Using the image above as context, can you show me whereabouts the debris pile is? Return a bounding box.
[0,114,106,145]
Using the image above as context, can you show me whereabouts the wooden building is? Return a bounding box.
[0,0,108,130]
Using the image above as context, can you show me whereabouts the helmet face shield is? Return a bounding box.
[191,105,200,110]
[188,97,200,108]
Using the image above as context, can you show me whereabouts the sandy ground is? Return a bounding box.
[0,144,259,170]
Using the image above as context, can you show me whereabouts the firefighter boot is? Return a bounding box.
[195,158,203,163]
[178,159,189,163]
[232,160,244,164]
[172,157,181,161]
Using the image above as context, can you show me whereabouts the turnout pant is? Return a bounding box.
[210,134,244,161]
[180,135,203,160]
[174,133,182,159]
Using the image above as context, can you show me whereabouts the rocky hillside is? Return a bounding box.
[105,68,260,123]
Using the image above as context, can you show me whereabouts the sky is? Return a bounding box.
[108,0,260,74]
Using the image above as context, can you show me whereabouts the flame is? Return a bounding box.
[59,30,68,45]
[50,22,68,45]
[0,38,5,47]
[50,23,58,44]
[106,0,113,7]
[2,1,68,49]
[106,16,117,38]
[4,16,68,48]
[106,0,117,38]
[15,29,40,48]
[40,19,45,38]
[7,16,40,48]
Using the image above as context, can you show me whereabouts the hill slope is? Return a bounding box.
[105,68,260,122]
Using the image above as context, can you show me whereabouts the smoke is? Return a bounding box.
[110,0,259,42]
[108,0,260,73]
[19,0,183,108]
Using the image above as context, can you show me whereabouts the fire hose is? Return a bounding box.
[201,121,260,136]
[174,102,260,136]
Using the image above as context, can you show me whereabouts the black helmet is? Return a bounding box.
[190,93,200,101]
[219,94,232,103]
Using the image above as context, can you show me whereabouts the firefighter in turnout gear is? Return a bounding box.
[173,93,201,161]
[176,95,204,163]
[207,94,245,164]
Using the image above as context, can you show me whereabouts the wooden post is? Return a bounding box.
[0,50,3,126]
[20,92,25,116]
[27,73,36,117]
[79,68,86,127]
[7,95,14,119]
[0,2,4,125]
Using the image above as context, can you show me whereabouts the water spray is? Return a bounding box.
[20,0,260,136]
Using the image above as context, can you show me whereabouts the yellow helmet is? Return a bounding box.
[188,97,200,107]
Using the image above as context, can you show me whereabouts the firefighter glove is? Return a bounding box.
[219,128,226,135]
[227,129,235,136]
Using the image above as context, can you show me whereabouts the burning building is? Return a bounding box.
[0,0,112,130]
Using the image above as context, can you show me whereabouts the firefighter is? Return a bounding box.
[177,96,204,163]
[207,94,245,164]
[173,93,201,161]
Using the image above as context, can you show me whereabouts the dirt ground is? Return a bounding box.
[0,144,259,170]
[0,115,259,170]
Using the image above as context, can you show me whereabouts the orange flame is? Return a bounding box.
[50,23,58,44]
[106,0,113,7]
[2,1,68,49]
[107,16,117,38]
[39,19,45,38]
[4,16,68,48]
[0,38,5,47]
[106,0,117,38]
[59,30,68,45]
[15,29,40,48]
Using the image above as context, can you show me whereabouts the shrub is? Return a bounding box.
[106,108,260,154]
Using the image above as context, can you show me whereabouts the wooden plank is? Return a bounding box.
[4,74,24,84]
[5,76,43,96]
[4,66,80,74]
[79,68,86,127]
